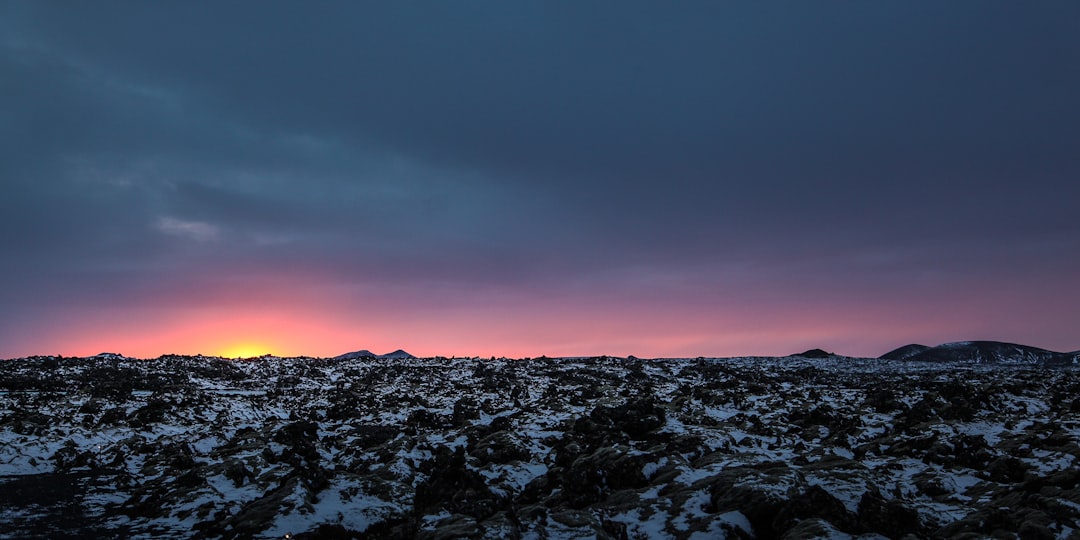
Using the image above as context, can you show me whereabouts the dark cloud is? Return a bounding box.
[2,1,1079,355]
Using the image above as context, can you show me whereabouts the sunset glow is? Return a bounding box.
[3,275,1076,360]
[217,343,274,359]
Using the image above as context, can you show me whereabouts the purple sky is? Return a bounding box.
[2,2,1078,358]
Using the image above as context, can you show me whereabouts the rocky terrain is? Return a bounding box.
[1,345,1079,539]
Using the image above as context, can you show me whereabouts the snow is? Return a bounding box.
[687,511,754,539]
[1026,449,1076,474]
[609,507,673,540]
[263,478,403,537]
[642,457,669,480]
[950,473,983,494]
[670,489,711,531]
[479,461,548,495]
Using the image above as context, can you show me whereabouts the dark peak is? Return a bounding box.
[879,344,931,361]
[333,349,414,360]
[332,350,375,360]
[790,348,835,359]
[903,341,1064,364]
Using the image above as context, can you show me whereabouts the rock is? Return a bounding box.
[779,518,843,539]
[588,398,666,440]
[857,490,921,536]
[772,485,858,535]
[708,464,802,537]
[479,511,522,540]
[350,424,400,448]
[987,456,1029,484]
[224,459,255,487]
[862,389,903,413]
[560,446,652,507]
[469,431,530,466]
[293,523,364,539]
[4,410,51,436]
[415,446,503,519]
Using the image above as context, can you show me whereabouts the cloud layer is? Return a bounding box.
[2,2,1079,357]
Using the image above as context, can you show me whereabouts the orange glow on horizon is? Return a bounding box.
[6,281,1067,360]
[218,342,276,359]
[13,305,369,360]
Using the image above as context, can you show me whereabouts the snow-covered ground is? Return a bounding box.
[1,354,1078,539]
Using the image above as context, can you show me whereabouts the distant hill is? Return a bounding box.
[878,344,931,361]
[894,341,1072,364]
[788,348,836,359]
[93,352,129,360]
[332,350,375,360]
[332,349,416,360]
[379,349,416,360]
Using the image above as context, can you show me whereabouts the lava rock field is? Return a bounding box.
[1,353,1079,539]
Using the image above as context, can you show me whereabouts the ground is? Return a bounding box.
[1,354,1079,539]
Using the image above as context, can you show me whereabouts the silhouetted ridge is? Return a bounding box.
[379,349,416,359]
[879,344,930,360]
[903,341,1067,364]
[333,349,415,360]
[789,348,835,359]
[332,350,375,360]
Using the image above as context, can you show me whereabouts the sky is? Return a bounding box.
[2,2,1079,359]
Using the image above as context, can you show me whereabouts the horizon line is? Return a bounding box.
[5,339,1079,362]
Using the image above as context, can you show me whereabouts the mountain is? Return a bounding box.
[332,350,375,360]
[332,349,415,360]
[901,341,1067,364]
[93,352,129,360]
[878,344,931,360]
[789,348,836,359]
[379,349,416,359]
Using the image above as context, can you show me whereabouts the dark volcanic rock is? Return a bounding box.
[415,446,503,519]
[588,398,667,440]
[2,351,1080,538]
[856,491,922,536]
